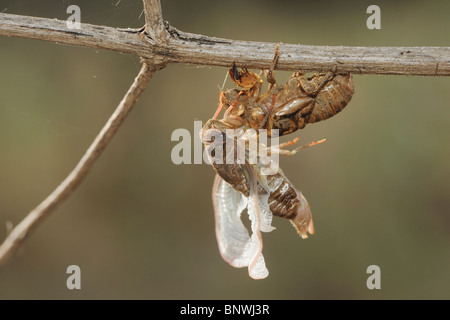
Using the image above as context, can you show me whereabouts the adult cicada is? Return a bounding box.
[201,119,323,279]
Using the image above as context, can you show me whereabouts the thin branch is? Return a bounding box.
[0,62,159,266]
[142,0,169,43]
[0,12,449,76]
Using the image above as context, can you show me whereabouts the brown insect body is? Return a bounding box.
[201,121,313,238]
[220,66,354,136]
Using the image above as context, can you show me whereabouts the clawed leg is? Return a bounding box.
[311,72,334,96]
[299,68,337,97]
[212,92,225,120]
[264,44,280,86]
[266,137,326,156]
[213,90,245,120]
[224,91,244,118]
[278,137,300,149]
[260,44,281,128]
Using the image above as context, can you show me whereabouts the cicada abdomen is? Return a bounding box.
[299,72,354,124]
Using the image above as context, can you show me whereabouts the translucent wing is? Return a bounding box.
[212,164,275,280]
[253,172,276,233]
[212,174,250,268]
[242,165,269,279]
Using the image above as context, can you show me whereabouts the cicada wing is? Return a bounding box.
[212,165,275,280]
[212,174,250,268]
[253,173,275,233]
[242,164,274,280]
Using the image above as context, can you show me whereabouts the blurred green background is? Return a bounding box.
[0,0,449,299]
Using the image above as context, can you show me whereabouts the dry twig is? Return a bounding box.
[0,62,159,265]
[0,12,449,75]
[0,0,173,267]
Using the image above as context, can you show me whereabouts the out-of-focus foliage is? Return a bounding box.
[0,0,449,299]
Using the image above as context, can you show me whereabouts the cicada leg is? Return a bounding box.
[265,137,326,157]
[212,91,225,120]
[299,72,335,97]
[224,91,245,118]
[264,44,280,86]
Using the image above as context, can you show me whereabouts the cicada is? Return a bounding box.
[202,53,354,279]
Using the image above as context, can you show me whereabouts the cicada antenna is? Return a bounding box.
[220,68,229,91]
[212,69,231,120]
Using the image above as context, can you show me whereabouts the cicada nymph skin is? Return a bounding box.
[218,65,354,136]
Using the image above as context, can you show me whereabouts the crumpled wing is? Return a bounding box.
[212,174,250,268]
[253,173,276,234]
[243,165,270,279]
[212,165,274,280]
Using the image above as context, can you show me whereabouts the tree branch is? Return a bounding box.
[0,62,159,266]
[0,12,449,76]
[142,0,169,43]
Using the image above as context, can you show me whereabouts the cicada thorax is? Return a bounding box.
[220,89,266,133]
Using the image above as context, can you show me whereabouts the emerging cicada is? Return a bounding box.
[202,52,354,279]
[200,122,321,279]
